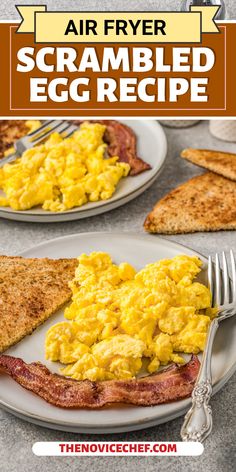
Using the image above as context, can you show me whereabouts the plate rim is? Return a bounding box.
[1,232,236,433]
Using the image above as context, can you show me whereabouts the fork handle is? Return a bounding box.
[181,318,219,442]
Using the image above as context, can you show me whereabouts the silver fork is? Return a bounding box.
[181,251,236,443]
[0,120,78,167]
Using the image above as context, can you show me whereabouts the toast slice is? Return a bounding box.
[0,121,29,159]
[181,148,236,182]
[144,172,236,234]
[0,256,77,353]
[0,120,41,159]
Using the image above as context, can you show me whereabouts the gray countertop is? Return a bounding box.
[0,121,236,472]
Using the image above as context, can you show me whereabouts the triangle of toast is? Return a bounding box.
[144,172,236,234]
[181,148,236,182]
[0,256,77,352]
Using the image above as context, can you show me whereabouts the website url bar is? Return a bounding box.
[32,441,204,456]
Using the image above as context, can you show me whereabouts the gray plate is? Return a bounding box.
[1,233,235,433]
[0,120,167,222]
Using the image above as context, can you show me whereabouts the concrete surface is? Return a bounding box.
[0,121,236,472]
[1,1,236,18]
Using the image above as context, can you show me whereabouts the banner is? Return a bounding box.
[0,5,235,116]
[16,6,220,43]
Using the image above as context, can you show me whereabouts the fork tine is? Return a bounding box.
[230,250,236,304]
[31,121,70,146]
[62,124,78,139]
[208,255,214,306]
[214,253,221,307]
[30,120,64,141]
[222,252,230,305]
[27,120,55,137]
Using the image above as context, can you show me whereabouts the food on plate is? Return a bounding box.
[0,122,130,212]
[144,172,236,234]
[45,252,214,382]
[181,148,236,182]
[0,120,41,159]
[0,119,150,176]
[0,119,151,212]
[73,120,151,175]
[0,256,77,353]
[0,354,200,408]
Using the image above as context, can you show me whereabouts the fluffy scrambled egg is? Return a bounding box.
[0,123,130,211]
[45,253,215,382]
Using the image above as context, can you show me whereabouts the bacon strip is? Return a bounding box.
[0,355,199,409]
[73,120,151,176]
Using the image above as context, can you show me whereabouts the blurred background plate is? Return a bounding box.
[0,120,167,223]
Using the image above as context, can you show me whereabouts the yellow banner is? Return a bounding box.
[16,5,220,43]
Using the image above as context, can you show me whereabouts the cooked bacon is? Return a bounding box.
[0,355,199,409]
[72,120,151,176]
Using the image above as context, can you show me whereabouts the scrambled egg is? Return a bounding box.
[0,123,130,211]
[45,253,215,382]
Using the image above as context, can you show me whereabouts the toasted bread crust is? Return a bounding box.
[0,256,77,353]
[144,172,236,234]
[0,120,29,158]
[181,148,236,182]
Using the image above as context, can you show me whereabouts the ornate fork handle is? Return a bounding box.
[181,318,219,442]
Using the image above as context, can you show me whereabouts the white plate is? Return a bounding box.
[0,121,167,223]
[1,232,236,434]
